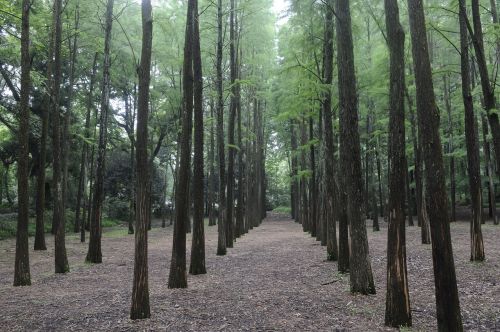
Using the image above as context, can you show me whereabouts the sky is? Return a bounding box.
[272,0,290,26]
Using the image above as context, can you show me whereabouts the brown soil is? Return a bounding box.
[0,213,498,331]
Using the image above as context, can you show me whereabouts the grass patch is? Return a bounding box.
[272,206,291,214]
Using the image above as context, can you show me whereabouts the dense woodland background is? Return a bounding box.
[1,0,499,330]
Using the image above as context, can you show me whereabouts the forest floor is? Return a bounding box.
[0,213,499,331]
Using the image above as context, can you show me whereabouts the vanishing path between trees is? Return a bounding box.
[0,213,499,331]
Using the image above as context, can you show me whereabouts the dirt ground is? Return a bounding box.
[0,213,499,331]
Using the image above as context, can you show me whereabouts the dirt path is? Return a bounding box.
[0,214,499,331]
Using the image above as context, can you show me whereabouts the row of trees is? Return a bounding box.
[277,0,499,330]
[4,0,274,321]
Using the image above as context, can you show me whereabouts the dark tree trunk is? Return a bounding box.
[458,0,485,261]
[482,115,498,224]
[14,0,32,286]
[309,117,317,238]
[443,75,456,222]
[130,0,153,320]
[235,57,244,238]
[375,144,384,218]
[52,0,69,274]
[336,0,375,295]
[208,101,216,227]
[323,0,338,261]
[290,120,299,222]
[168,0,195,288]
[190,0,206,275]
[300,119,309,233]
[384,0,412,326]
[469,0,500,174]
[216,0,227,256]
[407,0,463,330]
[405,158,414,227]
[86,0,114,264]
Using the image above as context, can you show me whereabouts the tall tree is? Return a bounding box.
[52,0,69,273]
[86,0,114,264]
[168,0,195,288]
[14,0,32,286]
[130,0,153,320]
[384,0,411,326]
[407,0,463,330]
[216,0,227,256]
[190,0,207,275]
[336,0,375,295]
[458,0,485,262]
[323,0,338,262]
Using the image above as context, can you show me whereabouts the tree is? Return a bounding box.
[168,0,195,288]
[323,0,338,262]
[86,0,114,264]
[407,0,463,330]
[458,0,485,262]
[52,0,69,274]
[190,0,207,275]
[216,0,227,256]
[130,0,153,320]
[336,0,375,295]
[14,0,32,286]
[384,0,411,326]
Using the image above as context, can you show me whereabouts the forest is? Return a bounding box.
[0,0,499,330]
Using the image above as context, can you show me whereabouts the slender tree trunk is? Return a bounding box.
[86,0,114,264]
[336,0,375,294]
[169,0,194,288]
[407,1,463,329]
[208,101,216,227]
[375,144,384,218]
[384,0,411,326]
[52,0,69,274]
[14,0,32,286]
[190,0,206,275]
[443,75,456,222]
[459,1,485,261]
[290,120,299,222]
[216,0,227,256]
[482,115,498,224]
[309,117,317,238]
[130,0,153,320]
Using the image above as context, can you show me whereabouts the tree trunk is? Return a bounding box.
[216,0,227,256]
[323,1,338,261]
[384,0,411,326]
[482,115,498,224]
[290,120,299,222]
[208,101,216,227]
[309,117,317,238]
[86,0,114,264]
[336,0,375,295]
[168,0,195,288]
[443,75,456,222]
[407,1,463,329]
[52,0,69,274]
[459,1,485,261]
[14,0,32,286]
[130,0,153,320]
[190,0,206,275]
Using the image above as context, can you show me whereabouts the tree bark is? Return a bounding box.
[86,0,114,264]
[190,0,207,275]
[384,0,411,326]
[52,0,69,274]
[458,0,485,261]
[216,0,227,256]
[168,0,195,288]
[130,0,153,320]
[336,0,375,295]
[14,0,32,286]
[407,0,463,329]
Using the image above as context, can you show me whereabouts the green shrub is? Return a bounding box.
[272,206,291,214]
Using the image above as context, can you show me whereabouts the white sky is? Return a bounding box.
[272,0,289,26]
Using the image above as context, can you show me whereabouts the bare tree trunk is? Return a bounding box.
[52,0,69,274]
[208,101,216,227]
[336,0,375,295]
[168,0,195,288]
[86,0,114,264]
[216,0,227,256]
[190,0,206,275]
[459,0,485,262]
[407,1,463,329]
[443,75,456,222]
[14,0,32,286]
[130,0,153,320]
[384,0,411,326]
